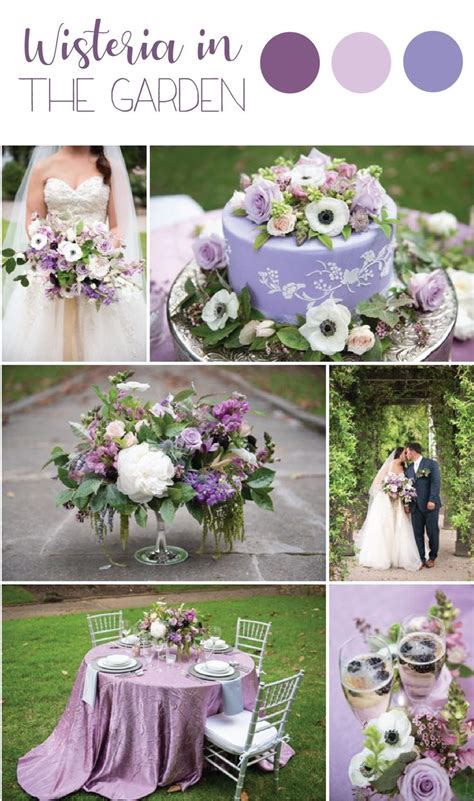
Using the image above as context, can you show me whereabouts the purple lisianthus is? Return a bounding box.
[192,233,228,270]
[352,172,386,215]
[177,427,202,452]
[397,758,453,801]
[244,178,283,224]
[407,269,447,312]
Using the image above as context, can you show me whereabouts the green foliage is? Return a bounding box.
[2,159,25,199]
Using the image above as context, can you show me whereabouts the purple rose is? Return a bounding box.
[177,427,202,452]
[407,269,446,312]
[352,172,386,215]
[192,233,228,270]
[244,178,283,224]
[398,758,452,801]
[96,238,114,255]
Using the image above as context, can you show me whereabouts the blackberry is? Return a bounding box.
[416,653,433,663]
[376,669,390,682]
[413,663,435,674]
[375,681,392,696]
[367,656,383,667]
[400,642,413,655]
[347,660,362,673]
[420,638,436,649]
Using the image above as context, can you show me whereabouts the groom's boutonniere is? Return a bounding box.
[417,468,431,478]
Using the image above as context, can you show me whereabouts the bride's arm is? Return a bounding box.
[107,187,121,240]
[25,165,47,231]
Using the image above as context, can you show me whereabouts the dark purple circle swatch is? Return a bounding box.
[260,32,320,93]
[404,31,463,91]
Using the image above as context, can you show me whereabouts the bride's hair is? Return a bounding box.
[393,446,405,459]
[90,146,112,185]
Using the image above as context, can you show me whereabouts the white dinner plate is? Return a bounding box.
[194,662,234,678]
[120,635,140,647]
[98,656,137,671]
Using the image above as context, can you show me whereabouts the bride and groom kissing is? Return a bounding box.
[358,442,441,573]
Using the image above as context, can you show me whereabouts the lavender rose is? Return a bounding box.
[397,758,453,801]
[177,427,202,452]
[244,178,283,224]
[192,233,228,270]
[407,269,447,312]
[352,172,387,215]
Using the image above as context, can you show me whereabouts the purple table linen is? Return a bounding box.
[329,585,474,801]
[18,644,263,800]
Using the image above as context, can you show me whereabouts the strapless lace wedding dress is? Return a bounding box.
[2,176,146,361]
[357,477,422,572]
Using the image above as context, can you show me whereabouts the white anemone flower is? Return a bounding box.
[299,300,351,355]
[368,709,415,759]
[202,289,239,331]
[348,748,379,788]
[30,233,48,251]
[305,197,350,237]
[59,242,83,263]
[289,163,325,189]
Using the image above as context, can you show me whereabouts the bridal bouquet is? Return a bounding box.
[350,591,474,800]
[45,372,276,557]
[382,474,417,507]
[138,600,207,656]
[2,212,144,309]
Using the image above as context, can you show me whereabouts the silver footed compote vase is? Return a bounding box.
[134,511,188,566]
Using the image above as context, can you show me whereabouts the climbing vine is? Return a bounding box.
[329,366,474,579]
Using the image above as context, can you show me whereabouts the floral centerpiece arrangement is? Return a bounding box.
[2,212,144,308]
[382,474,417,507]
[138,600,207,658]
[45,372,276,561]
[349,592,474,800]
[173,149,472,361]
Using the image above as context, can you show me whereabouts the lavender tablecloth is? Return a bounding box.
[17,643,271,800]
[329,585,474,801]
[150,210,474,362]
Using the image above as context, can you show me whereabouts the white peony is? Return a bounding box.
[230,447,258,465]
[105,420,126,439]
[150,621,167,640]
[348,748,378,788]
[229,190,246,211]
[116,442,176,503]
[59,242,83,263]
[30,233,48,251]
[117,381,150,393]
[369,709,414,760]
[289,163,325,189]
[305,197,350,237]
[447,268,474,340]
[88,255,110,280]
[299,300,351,355]
[202,289,239,331]
[239,319,275,345]
[426,211,458,237]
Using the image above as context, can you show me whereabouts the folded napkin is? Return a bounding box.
[82,663,99,707]
[221,675,244,716]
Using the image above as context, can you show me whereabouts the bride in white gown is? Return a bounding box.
[2,146,146,361]
[357,447,422,571]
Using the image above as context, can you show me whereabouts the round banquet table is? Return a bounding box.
[17,643,264,800]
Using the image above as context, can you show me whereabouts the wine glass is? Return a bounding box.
[397,614,446,711]
[141,643,153,671]
[120,618,131,640]
[166,649,177,668]
[339,634,394,726]
[209,626,222,645]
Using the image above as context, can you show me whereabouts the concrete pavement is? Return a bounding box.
[2,366,326,582]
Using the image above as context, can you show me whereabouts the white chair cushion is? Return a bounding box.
[205,710,278,755]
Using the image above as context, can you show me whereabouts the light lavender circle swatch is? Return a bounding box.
[403,31,463,92]
[332,32,391,93]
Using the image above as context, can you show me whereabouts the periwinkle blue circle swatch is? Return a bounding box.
[403,31,463,91]
[260,32,320,93]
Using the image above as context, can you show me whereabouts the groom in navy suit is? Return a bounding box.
[404,442,442,568]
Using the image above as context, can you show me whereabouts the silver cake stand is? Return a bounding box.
[167,260,457,363]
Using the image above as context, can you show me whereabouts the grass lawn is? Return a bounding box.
[2,593,325,800]
[150,145,474,223]
[2,365,79,405]
[1,586,36,605]
[233,365,326,416]
[2,584,257,606]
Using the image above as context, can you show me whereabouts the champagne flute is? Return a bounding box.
[339,634,394,726]
[397,614,446,711]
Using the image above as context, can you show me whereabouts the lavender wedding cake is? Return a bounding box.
[222,148,397,324]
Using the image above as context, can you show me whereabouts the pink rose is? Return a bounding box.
[337,162,357,178]
[322,170,338,190]
[346,325,375,355]
[267,212,297,236]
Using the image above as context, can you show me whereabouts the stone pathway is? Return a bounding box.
[2,366,326,582]
[347,523,472,582]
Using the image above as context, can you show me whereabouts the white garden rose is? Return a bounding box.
[88,255,110,280]
[305,197,350,237]
[346,325,375,355]
[267,212,297,236]
[150,621,167,640]
[299,300,351,355]
[202,289,239,331]
[116,442,176,503]
[229,190,246,211]
[447,268,474,340]
[426,211,458,237]
[105,420,126,439]
[117,381,150,393]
